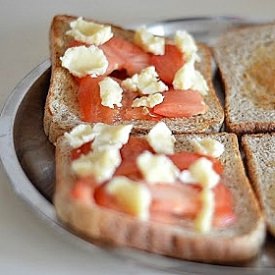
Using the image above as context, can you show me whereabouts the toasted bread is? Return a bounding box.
[44,15,224,144]
[242,133,275,236]
[54,130,265,263]
[214,23,275,135]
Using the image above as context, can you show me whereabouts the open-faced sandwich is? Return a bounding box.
[44,15,224,144]
[54,121,265,263]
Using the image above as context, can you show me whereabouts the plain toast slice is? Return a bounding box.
[214,23,275,135]
[55,131,265,263]
[44,15,224,144]
[242,133,275,236]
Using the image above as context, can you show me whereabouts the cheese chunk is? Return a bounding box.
[189,157,220,188]
[172,60,209,95]
[71,147,121,183]
[179,170,197,184]
[175,30,200,62]
[195,188,215,233]
[60,45,108,78]
[121,66,168,95]
[137,151,179,184]
[192,137,224,158]
[92,123,133,150]
[65,124,94,148]
[131,93,164,108]
[147,122,175,154]
[134,27,165,55]
[66,17,113,45]
[99,77,123,108]
[106,176,151,220]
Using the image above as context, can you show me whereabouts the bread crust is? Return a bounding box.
[44,15,224,145]
[214,23,275,135]
[242,133,275,236]
[54,132,265,263]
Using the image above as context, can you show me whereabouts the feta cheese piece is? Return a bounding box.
[195,188,215,233]
[172,60,209,95]
[147,122,176,154]
[66,17,113,46]
[60,45,108,78]
[192,137,224,158]
[131,93,164,108]
[92,123,133,150]
[137,151,179,184]
[64,124,94,148]
[121,66,168,95]
[134,26,165,55]
[189,157,220,188]
[175,30,200,62]
[106,176,151,220]
[99,77,123,108]
[71,147,121,183]
[179,170,197,184]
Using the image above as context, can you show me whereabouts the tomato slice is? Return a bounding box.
[151,44,185,84]
[71,141,92,160]
[153,89,207,118]
[70,177,96,203]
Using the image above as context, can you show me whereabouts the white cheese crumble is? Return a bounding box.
[99,77,123,108]
[137,151,179,184]
[66,17,113,46]
[131,93,164,108]
[192,137,224,158]
[134,26,165,55]
[106,176,151,220]
[147,122,176,154]
[60,45,108,78]
[121,66,168,95]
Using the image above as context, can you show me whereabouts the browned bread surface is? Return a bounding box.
[44,15,224,145]
[214,23,275,135]
[242,133,275,236]
[54,132,265,263]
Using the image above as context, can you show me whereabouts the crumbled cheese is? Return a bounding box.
[137,151,179,184]
[121,66,168,95]
[147,122,176,154]
[64,124,95,148]
[92,123,133,150]
[172,60,209,95]
[134,26,165,55]
[194,188,215,233]
[192,137,224,158]
[60,45,108,78]
[131,93,164,108]
[179,170,197,184]
[99,77,123,108]
[71,147,121,182]
[106,176,151,220]
[189,157,220,188]
[66,17,113,45]
[174,30,200,62]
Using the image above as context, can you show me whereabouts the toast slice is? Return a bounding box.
[44,15,224,144]
[242,133,275,236]
[214,23,275,135]
[54,129,265,263]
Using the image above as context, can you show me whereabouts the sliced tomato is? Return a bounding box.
[70,177,96,204]
[101,36,151,76]
[71,141,92,160]
[151,44,184,84]
[67,40,87,48]
[153,89,207,118]
[169,151,224,174]
[115,136,153,180]
[150,183,201,219]
[78,76,120,123]
[213,183,236,227]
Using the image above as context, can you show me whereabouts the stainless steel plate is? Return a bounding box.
[0,17,275,274]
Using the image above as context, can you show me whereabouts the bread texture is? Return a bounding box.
[242,133,275,236]
[214,23,275,135]
[44,15,224,144]
[54,131,265,263]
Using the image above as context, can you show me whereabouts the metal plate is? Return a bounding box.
[0,17,275,274]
